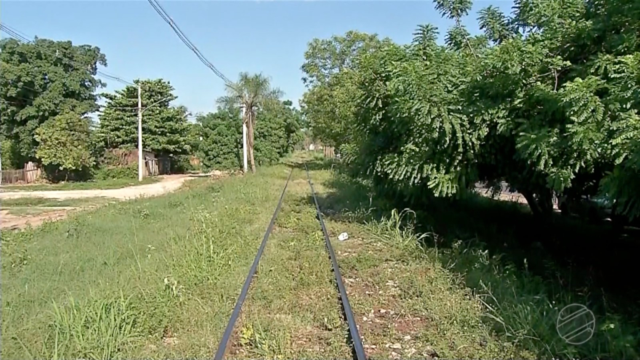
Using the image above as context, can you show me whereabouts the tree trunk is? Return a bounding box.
[539,188,554,215]
[521,189,554,217]
[248,111,256,173]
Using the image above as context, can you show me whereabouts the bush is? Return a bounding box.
[1,139,22,170]
[43,165,94,183]
[93,164,138,180]
[197,111,243,171]
[169,155,195,174]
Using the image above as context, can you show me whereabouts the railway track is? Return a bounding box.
[213,164,366,360]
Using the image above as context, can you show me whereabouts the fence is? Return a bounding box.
[323,146,335,159]
[1,162,42,185]
[145,159,159,177]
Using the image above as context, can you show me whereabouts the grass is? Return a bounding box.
[2,197,113,208]
[4,152,634,359]
[0,157,532,359]
[2,197,114,216]
[0,176,159,192]
[315,160,640,359]
[4,207,67,217]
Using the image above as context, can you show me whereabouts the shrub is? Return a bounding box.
[93,164,138,180]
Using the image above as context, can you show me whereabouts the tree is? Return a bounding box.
[218,73,283,173]
[196,110,242,171]
[301,0,640,222]
[34,112,94,179]
[0,38,105,164]
[300,31,393,149]
[197,99,303,171]
[254,100,305,165]
[97,79,191,157]
[300,69,360,149]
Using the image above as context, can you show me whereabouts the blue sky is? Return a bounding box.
[2,0,513,117]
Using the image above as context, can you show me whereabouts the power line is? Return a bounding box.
[147,0,232,84]
[0,23,135,86]
[146,0,234,87]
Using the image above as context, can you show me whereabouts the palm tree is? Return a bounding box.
[217,72,283,173]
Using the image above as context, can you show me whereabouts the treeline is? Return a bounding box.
[195,98,305,171]
[0,38,302,181]
[301,0,640,221]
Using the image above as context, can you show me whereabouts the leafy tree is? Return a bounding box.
[218,72,283,173]
[196,109,242,171]
[434,0,472,20]
[0,38,105,164]
[34,112,94,178]
[477,5,512,44]
[254,100,304,165]
[300,31,392,148]
[301,0,640,223]
[186,121,203,152]
[97,79,191,157]
[300,1,640,355]
[301,31,391,87]
[197,98,303,171]
[1,138,21,170]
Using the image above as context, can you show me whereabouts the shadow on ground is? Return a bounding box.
[307,171,640,358]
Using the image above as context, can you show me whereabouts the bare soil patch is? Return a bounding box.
[1,175,198,230]
[1,209,70,230]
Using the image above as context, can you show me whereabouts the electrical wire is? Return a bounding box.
[146,0,235,87]
[2,23,199,116]
[0,23,135,86]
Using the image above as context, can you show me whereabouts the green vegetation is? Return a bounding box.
[0,37,104,168]
[97,79,191,157]
[302,0,640,221]
[299,0,640,358]
[0,39,302,184]
[321,166,640,359]
[34,112,95,178]
[1,177,158,192]
[193,74,304,172]
[1,197,112,208]
[3,0,639,358]
[4,207,65,217]
[1,197,114,216]
[1,162,532,359]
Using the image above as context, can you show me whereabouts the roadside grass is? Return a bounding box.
[305,168,534,360]
[2,160,536,359]
[0,176,159,192]
[4,207,70,217]
[2,197,113,208]
[2,197,115,217]
[229,175,352,358]
[313,161,640,359]
[1,169,289,359]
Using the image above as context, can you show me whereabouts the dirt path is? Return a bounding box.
[1,175,198,230]
[1,209,71,230]
[0,175,194,200]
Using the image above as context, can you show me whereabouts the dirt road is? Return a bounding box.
[1,175,197,230]
[0,175,193,200]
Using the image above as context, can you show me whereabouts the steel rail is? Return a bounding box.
[304,163,367,360]
[213,167,294,360]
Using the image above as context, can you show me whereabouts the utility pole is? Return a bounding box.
[138,84,143,182]
[241,105,248,173]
